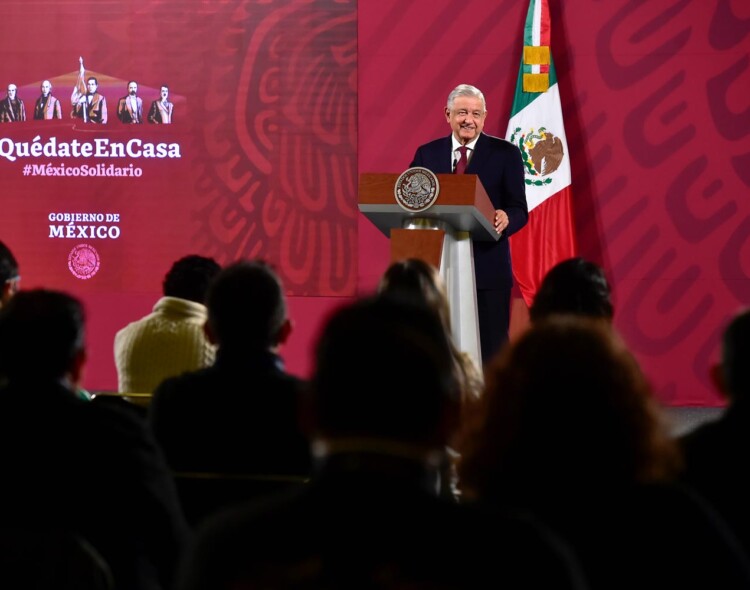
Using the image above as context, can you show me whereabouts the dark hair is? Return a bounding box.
[529,257,614,323]
[87,77,98,86]
[378,258,483,405]
[378,259,451,330]
[311,295,460,443]
[0,240,19,283]
[0,289,85,381]
[721,309,750,399]
[206,260,286,349]
[458,317,679,502]
[162,255,221,303]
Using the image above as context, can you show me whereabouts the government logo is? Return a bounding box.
[68,243,100,280]
[394,167,439,212]
[510,126,565,186]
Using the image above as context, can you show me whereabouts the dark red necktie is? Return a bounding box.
[455,146,468,174]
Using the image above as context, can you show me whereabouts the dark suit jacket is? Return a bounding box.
[410,132,528,290]
[148,349,311,476]
[0,380,189,590]
[680,402,750,556]
[176,453,586,590]
[148,100,173,124]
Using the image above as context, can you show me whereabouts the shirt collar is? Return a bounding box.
[451,133,480,152]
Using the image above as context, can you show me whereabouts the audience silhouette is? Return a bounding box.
[529,256,613,323]
[4,248,745,588]
[0,239,20,309]
[0,289,189,590]
[378,258,483,405]
[378,258,483,500]
[148,260,310,475]
[681,307,750,557]
[175,295,587,590]
[458,316,750,589]
[114,254,221,394]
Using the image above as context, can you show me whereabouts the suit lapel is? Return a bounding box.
[465,133,490,174]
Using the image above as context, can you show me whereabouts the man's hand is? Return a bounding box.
[494,209,509,233]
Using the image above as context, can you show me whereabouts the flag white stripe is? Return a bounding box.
[532,0,542,46]
[506,82,571,212]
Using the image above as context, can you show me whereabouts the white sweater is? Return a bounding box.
[114,296,216,393]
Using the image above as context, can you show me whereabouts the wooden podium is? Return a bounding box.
[358,172,498,368]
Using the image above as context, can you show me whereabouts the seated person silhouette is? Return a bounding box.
[148,260,311,523]
[0,289,189,590]
[0,239,20,387]
[529,256,614,324]
[458,316,750,589]
[174,295,587,590]
[681,307,750,557]
[115,254,221,394]
[378,258,483,405]
[378,258,484,500]
[0,239,20,309]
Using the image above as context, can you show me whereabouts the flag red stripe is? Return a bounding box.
[539,0,551,47]
[510,185,577,308]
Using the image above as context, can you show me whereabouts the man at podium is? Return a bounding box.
[410,83,528,363]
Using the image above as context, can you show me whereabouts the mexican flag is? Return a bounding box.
[506,0,577,308]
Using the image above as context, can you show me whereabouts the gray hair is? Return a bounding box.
[446,84,486,112]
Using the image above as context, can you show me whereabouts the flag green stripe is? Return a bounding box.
[509,56,558,118]
[524,0,536,46]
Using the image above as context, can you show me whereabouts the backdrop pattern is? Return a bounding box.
[358,0,750,406]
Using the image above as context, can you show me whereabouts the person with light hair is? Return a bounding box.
[410,83,528,364]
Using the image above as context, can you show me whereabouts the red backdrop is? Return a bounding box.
[358,0,750,407]
[1,0,748,407]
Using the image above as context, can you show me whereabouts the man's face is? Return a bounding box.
[445,95,486,145]
[160,87,169,101]
[7,85,16,100]
[128,82,137,96]
[87,79,97,94]
[41,81,51,97]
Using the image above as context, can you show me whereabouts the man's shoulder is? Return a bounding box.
[479,132,516,149]
[115,311,160,338]
[416,135,451,151]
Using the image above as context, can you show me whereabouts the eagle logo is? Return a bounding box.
[510,126,565,187]
[394,167,439,212]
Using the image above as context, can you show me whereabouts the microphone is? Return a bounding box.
[452,155,458,173]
